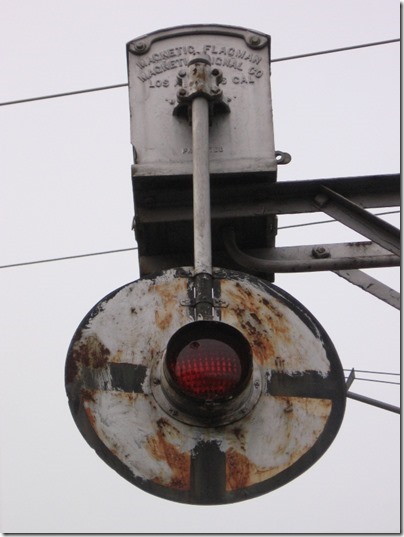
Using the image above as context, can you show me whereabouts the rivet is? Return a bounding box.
[134,41,146,52]
[249,35,261,46]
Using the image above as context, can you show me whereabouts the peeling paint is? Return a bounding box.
[220,277,330,375]
[146,419,191,489]
[66,268,345,504]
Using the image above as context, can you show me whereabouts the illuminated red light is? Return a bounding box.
[164,321,252,402]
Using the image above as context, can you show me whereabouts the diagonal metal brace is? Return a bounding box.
[314,186,400,256]
[333,269,400,310]
[346,391,400,414]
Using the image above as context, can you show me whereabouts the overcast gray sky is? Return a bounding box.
[0,0,400,533]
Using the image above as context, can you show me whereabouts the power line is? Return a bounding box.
[343,368,399,377]
[345,376,400,386]
[0,247,137,269]
[271,38,400,63]
[0,83,128,107]
[356,378,400,386]
[278,210,399,230]
[0,38,399,107]
[344,368,400,386]
[1,210,399,271]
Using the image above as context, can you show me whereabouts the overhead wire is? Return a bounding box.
[1,36,399,416]
[0,38,399,107]
[352,378,400,386]
[0,247,137,269]
[0,209,399,270]
[0,83,128,107]
[344,368,400,387]
[343,368,399,376]
[271,37,400,63]
[277,210,400,231]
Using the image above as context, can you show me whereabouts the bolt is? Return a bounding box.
[178,88,187,97]
[178,69,187,77]
[132,41,146,53]
[152,378,160,386]
[254,380,260,389]
[249,35,261,46]
[312,246,330,259]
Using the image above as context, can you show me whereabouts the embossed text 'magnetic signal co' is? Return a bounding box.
[135,44,265,83]
[127,25,276,178]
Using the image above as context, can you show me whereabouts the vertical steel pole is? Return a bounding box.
[192,96,212,276]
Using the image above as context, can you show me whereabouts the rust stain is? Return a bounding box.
[226,448,258,490]
[109,349,123,364]
[250,312,261,324]
[235,281,253,299]
[69,334,110,382]
[84,405,97,429]
[283,398,294,413]
[155,309,173,331]
[232,426,247,451]
[274,356,286,372]
[81,388,95,403]
[221,280,294,367]
[151,279,186,332]
[226,448,290,489]
[146,418,191,490]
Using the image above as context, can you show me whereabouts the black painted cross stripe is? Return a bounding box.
[79,363,148,394]
[266,371,343,399]
[109,363,148,393]
[190,440,226,504]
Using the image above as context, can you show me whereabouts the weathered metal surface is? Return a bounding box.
[333,268,400,310]
[223,228,400,273]
[65,268,345,504]
[314,186,400,256]
[135,174,400,225]
[128,25,279,278]
[132,173,398,277]
[127,25,276,177]
[192,97,212,275]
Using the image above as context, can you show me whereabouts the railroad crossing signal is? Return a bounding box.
[65,268,345,504]
[65,24,399,504]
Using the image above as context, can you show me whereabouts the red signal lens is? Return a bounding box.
[170,339,242,399]
[164,321,252,402]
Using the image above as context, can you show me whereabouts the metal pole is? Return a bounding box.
[347,391,400,414]
[192,96,212,275]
